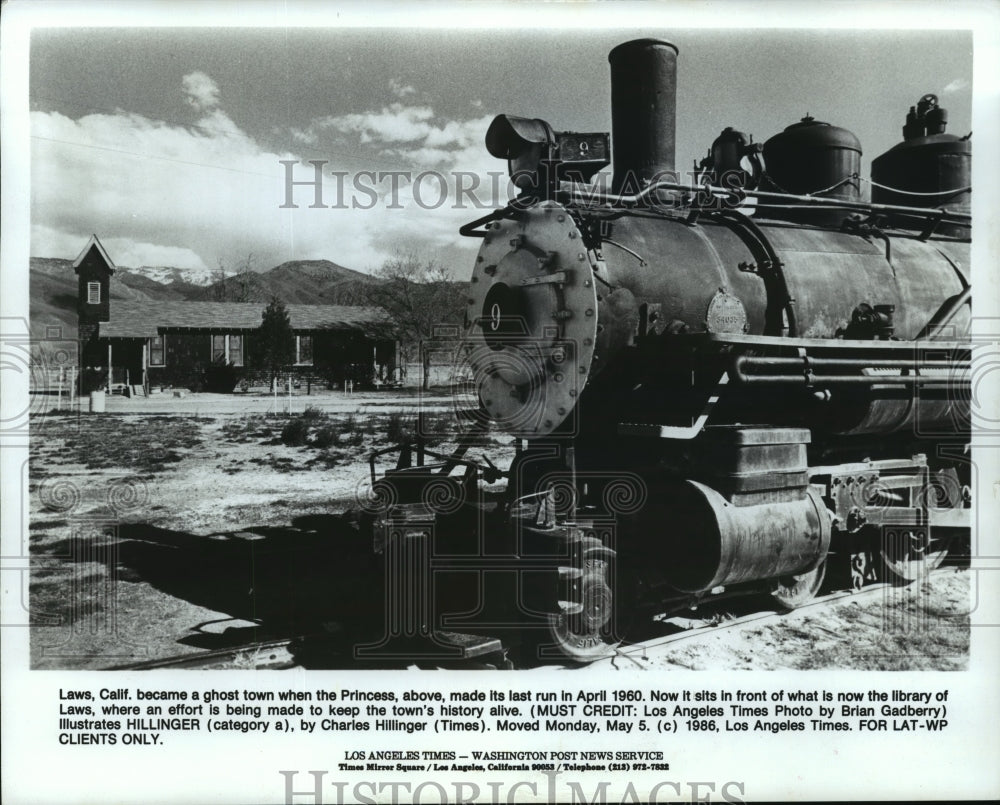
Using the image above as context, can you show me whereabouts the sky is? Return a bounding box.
[28,25,973,279]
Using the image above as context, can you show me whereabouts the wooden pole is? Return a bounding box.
[107,342,112,392]
[57,366,63,410]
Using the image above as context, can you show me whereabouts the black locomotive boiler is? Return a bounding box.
[357,39,972,663]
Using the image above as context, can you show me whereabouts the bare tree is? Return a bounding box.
[366,252,466,390]
[213,258,228,301]
[213,253,256,302]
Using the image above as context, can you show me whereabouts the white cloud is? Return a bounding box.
[320,103,436,144]
[102,238,210,271]
[182,71,220,110]
[389,78,416,99]
[942,78,970,94]
[31,77,502,277]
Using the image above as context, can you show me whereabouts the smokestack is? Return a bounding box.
[609,38,678,194]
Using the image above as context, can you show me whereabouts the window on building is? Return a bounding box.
[228,334,243,367]
[87,282,101,304]
[212,334,227,363]
[149,334,165,366]
[211,334,244,366]
[295,334,313,366]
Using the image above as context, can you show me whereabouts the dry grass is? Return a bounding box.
[33,414,204,475]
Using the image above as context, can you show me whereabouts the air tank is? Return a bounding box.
[871,94,971,238]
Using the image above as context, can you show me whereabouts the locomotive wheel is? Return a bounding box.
[880,530,947,584]
[769,560,827,611]
[547,559,620,662]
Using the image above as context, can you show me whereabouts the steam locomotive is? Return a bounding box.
[359,39,971,663]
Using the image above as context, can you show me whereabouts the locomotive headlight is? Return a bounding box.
[485,114,555,190]
[486,114,611,193]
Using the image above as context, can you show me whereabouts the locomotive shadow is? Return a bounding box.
[106,516,400,668]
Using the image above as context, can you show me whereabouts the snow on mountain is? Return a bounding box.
[119,265,217,287]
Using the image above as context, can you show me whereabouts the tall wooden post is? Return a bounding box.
[107,343,112,392]
[141,342,148,396]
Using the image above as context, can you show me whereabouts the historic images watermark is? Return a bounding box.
[278,160,750,212]
[278,769,747,804]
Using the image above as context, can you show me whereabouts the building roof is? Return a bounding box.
[73,234,116,274]
[98,301,396,339]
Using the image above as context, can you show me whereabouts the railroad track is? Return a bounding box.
[583,566,960,671]
[110,638,301,671]
[112,567,959,671]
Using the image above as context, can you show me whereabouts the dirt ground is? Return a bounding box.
[27,397,970,670]
[638,569,970,671]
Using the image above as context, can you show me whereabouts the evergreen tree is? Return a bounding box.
[257,296,295,387]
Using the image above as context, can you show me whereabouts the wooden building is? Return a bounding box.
[74,235,399,394]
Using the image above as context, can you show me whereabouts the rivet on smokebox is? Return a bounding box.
[584,279,592,287]
[578,253,586,261]
[558,408,566,416]
[579,366,587,374]
[557,215,565,222]
[585,308,594,317]
[569,389,578,397]
[554,373,564,383]
[568,231,577,239]
[477,255,484,262]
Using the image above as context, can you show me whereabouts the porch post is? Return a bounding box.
[107,342,112,392]
[142,341,148,395]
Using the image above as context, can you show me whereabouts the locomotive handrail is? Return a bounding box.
[732,353,970,387]
[459,205,520,237]
[683,331,972,351]
[560,180,972,225]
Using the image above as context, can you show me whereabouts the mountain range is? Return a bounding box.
[28,257,378,340]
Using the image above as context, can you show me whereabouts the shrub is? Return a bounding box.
[312,424,339,448]
[386,413,414,443]
[280,416,310,446]
[204,360,242,394]
[301,406,327,422]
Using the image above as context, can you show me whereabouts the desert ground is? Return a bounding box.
[26,390,970,670]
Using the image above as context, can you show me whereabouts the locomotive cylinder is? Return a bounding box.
[647,481,831,593]
[609,38,678,194]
